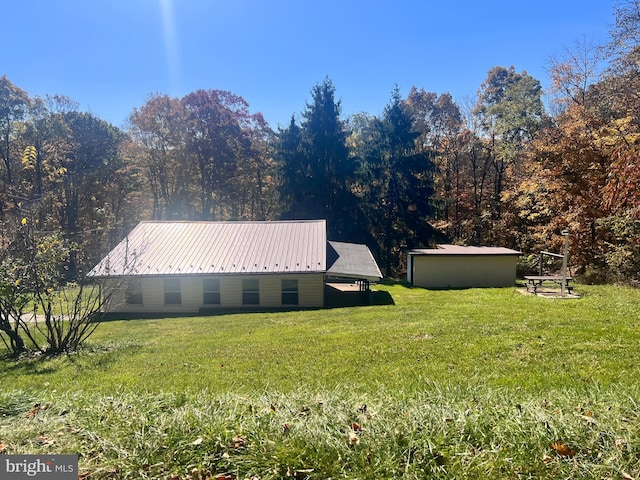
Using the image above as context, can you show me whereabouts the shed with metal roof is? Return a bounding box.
[406,245,521,289]
[89,220,382,313]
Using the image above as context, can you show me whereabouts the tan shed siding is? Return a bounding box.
[412,255,518,288]
[412,256,465,288]
[469,256,517,287]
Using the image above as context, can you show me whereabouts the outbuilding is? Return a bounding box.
[88,219,382,313]
[406,245,521,289]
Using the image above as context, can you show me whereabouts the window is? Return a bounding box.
[203,278,221,305]
[242,278,259,305]
[125,279,143,304]
[281,279,299,305]
[164,278,181,305]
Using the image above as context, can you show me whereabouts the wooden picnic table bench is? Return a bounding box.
[524,275,573,294]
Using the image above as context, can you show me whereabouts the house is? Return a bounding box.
[88,220,382,313]
[406,245,521,289]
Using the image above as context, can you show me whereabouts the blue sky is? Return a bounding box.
[4,0,614,130]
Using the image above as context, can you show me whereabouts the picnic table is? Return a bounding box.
[524,275,573,294]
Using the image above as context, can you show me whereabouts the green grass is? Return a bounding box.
[2,284,640,478]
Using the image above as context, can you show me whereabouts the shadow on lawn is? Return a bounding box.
[1,356,58,376]
[370,289,395,305]
[1,341,140,374]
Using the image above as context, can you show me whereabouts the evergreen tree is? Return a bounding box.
[276,115,306,217]
[277,78,359,240]
[365,87,437,276]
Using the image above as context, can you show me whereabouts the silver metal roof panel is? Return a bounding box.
[89,220,327,277]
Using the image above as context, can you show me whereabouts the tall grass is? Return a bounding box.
[2,385,639,479]
[2,284,640,478]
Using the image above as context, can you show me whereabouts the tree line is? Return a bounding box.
[1,1,640,283]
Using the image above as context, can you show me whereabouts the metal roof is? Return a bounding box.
[407,244,521,256]
[89,220,327,277]
[327,241,382,281]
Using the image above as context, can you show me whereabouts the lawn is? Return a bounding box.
[1,283,639,479]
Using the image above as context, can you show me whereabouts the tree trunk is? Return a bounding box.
[0,319,25,355]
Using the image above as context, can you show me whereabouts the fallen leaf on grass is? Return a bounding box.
[215,474,236,480]
[622,472,635,480]
[230,435,247,449]
[34,436,55,447]
[25,403,41,419]
[580,414,596,424]
[0,442,7,453]
[348,430,360,445]
[192,437,203,446]
[551,439,576,457]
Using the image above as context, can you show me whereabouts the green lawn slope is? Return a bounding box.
[1,284,639,479]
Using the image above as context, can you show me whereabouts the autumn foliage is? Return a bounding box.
[0,2,639,281]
